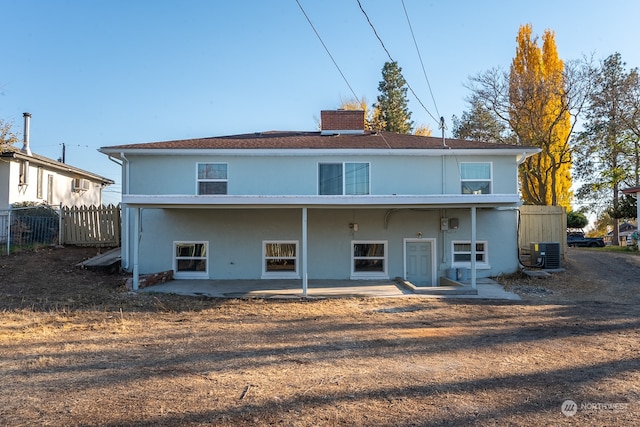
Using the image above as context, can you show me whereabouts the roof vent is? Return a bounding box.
[320,110,365,135]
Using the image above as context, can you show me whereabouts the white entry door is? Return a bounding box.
[405,240,435,286]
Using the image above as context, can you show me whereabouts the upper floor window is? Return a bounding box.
[460,162,491,194]
[319,162,370,195]
[197,163,227,195]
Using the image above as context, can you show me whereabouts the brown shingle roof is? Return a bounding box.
[102,131,531,151]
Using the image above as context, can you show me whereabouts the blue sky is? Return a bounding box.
[2,0,639,204]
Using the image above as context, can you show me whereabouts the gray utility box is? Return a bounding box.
[530,242,561,269]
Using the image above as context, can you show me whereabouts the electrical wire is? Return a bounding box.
[356,0,440,125]
[295,0,360,101]
[401,0,440,119]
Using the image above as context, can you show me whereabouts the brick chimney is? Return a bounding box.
[320,110,365,135]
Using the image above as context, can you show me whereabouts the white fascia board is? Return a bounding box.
[100,147,540,158]
[122,194,522,208]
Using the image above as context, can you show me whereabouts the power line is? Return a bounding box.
[401,0,440,119]
[295,0,360,101]
[356,0,440,125]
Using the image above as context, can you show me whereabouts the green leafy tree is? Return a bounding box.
[575,53,640,245]
[373,61,413,133]
[452,95,510,143]
[610,194,638,221]
[566,211,589,229]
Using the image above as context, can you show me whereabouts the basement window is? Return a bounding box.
[173,241,208,279]
[351,240,388,279]
[451,241,489,269]
[262,241,299,278]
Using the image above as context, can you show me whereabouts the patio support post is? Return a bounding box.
[471,206,477,289]
[302,207,308,297]
[132,207,140,291]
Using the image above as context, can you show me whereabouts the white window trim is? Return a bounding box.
[318,161,371,195]
[460,162,493,194]
[196,162,228,195]
[351,240,388,279]
[262,240,300,279]
[173,241,209,279]
[451,240,490,270]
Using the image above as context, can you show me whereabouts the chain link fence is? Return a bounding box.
[0,205,61,255]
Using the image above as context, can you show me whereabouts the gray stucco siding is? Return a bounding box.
[132,207,519,281]
[126,154,519,197]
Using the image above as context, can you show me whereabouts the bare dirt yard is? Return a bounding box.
[0,246,639,426]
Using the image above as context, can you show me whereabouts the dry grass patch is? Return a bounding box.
[0,246,639,425]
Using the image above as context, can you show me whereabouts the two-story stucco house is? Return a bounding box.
[100,109,539,291]
[1,113,114,210]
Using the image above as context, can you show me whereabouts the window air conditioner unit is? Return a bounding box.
[73,178,91,192]
[530,242,561,269]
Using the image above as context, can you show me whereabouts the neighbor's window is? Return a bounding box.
[37,167,43,199]
[460,162,491,194]
[351,241,387,277]
[319,162,370,195]
[19,160,29,185]
[451,241,488,268]
[263,241,299,278]
[197,163,227,195]
[47,175,53,205]
[174,241,208,278]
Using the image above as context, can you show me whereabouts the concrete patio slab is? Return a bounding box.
[139,278,521,300]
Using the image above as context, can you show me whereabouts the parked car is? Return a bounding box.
[567,231,606,247]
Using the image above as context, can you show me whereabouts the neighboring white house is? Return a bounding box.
[0,113,114,210]
[100,109,540,290]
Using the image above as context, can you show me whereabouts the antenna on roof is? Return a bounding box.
[439,116,448,148]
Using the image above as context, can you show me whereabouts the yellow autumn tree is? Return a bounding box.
[509,24,572,208]
[413,124,433,136]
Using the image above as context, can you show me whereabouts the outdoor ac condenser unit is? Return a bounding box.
[530,242,561,269]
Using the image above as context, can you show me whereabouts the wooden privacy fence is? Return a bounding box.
[62,204,120,247]
[518,205,567,257]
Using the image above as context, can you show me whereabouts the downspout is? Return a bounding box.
[112,153,130,271]
[440,119,449,266]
